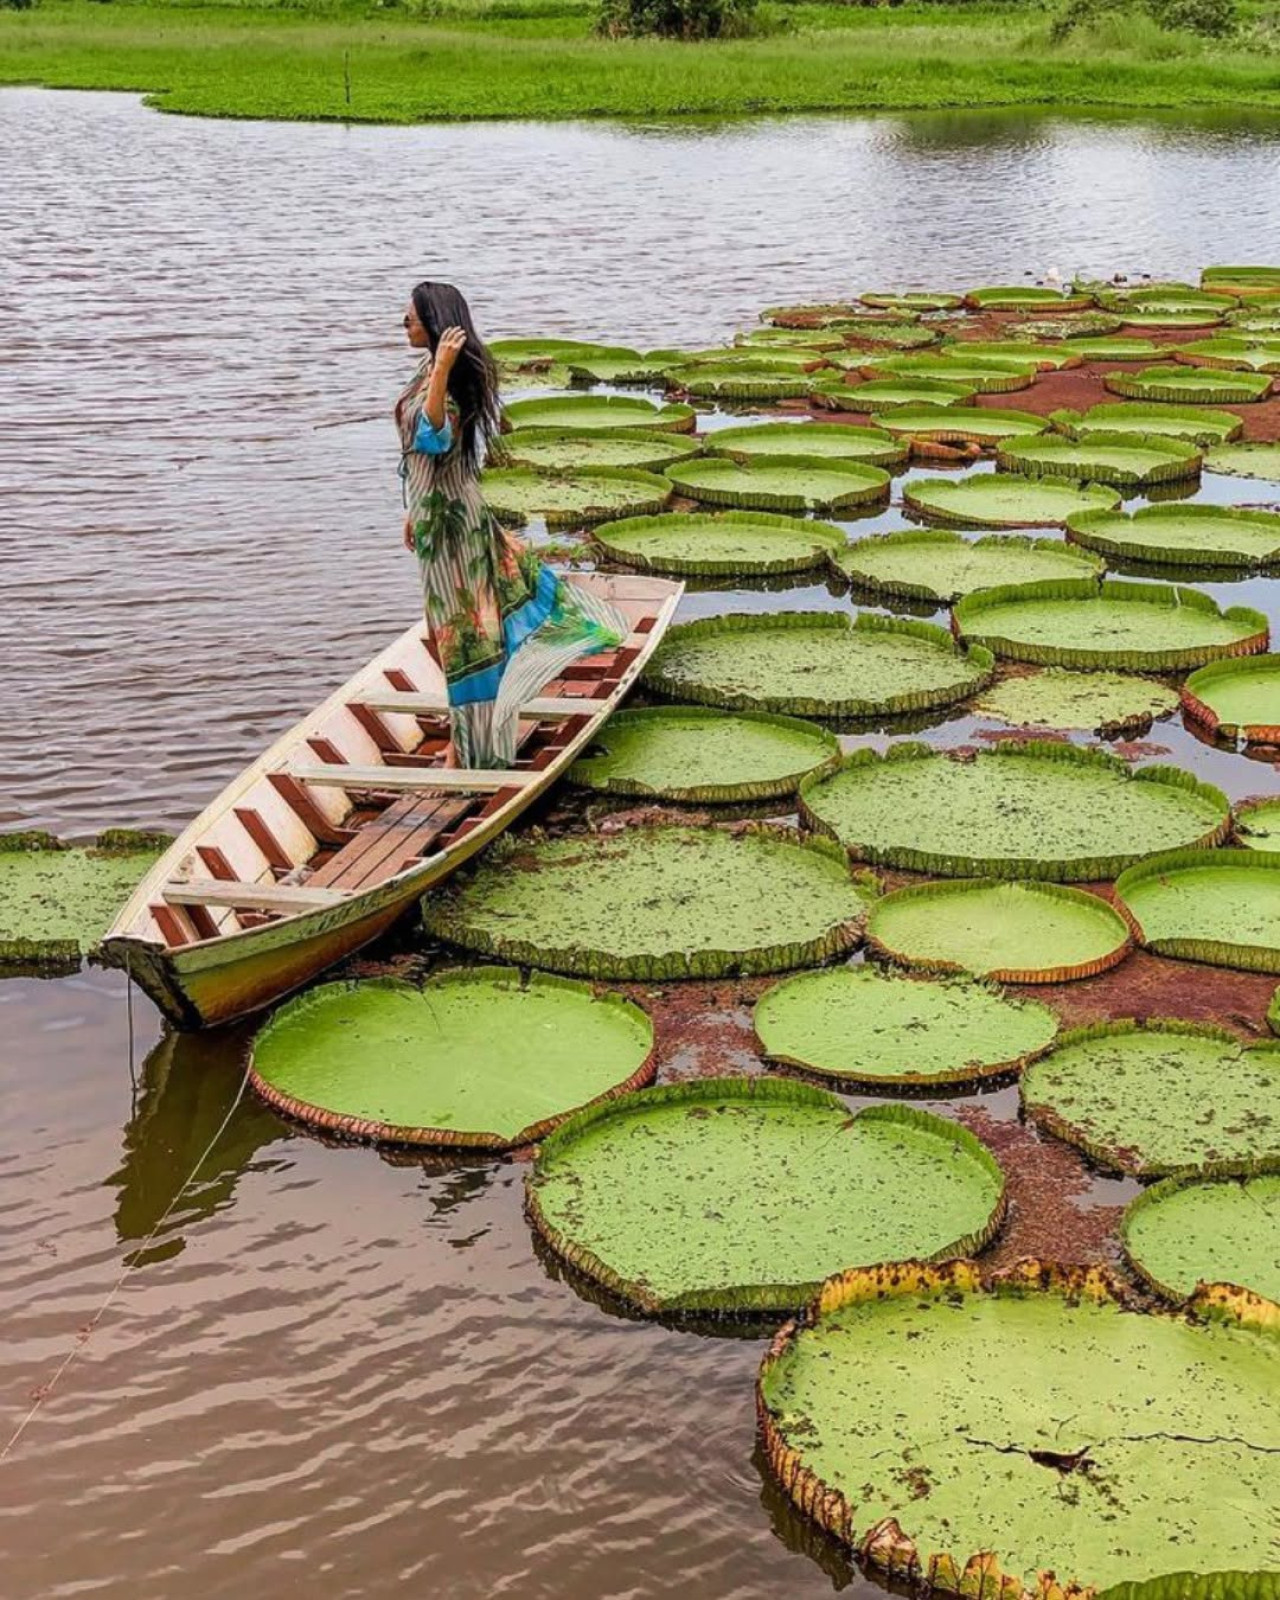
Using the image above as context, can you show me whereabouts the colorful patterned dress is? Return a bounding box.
[396,359,625,768]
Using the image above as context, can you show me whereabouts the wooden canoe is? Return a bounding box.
[98,574,684,1029]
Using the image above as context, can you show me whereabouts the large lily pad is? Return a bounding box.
[763,301,868,327]
[799,741,1229,880]
[754,965,1058,1088]
[940,341,1082,371]
[567,353,673,385]
[1053,402,1243,446]
[707,421,907,467]
[1175,338,1280,373]
[1103,289,1236,317]
[501,427,701,473]
[904,475,1120,528]
[1115,848,1280,973]
[1203,265,1280,295]
[502,394,695,433]
[997,432,1202,488]
[1066,505,1280,570]
[1228,312,1280,335]
[526,1081,1005,1315]
[491,337,632,367]
[644,612,993,718]
[757,1260,1280,1593]
[594,509,845,577]
[861,356,1037,395]
[965,285,1093,310]
[871,407,1049,444]
[1007,312,1124,339]
[1022,1019,1280,1177]
[1182,656,1280,743]
[247,970,655,1149]
[831,323,939,352]
[867,879,1132,982]
[861,292,962,312]
[1237,798,1280,851]
[1122,1173,1280,1304]
[953,577,1269,671]
[827,377,977,410]
[1118,310,1229,330]
[833,530,1102,603]
[1205,442,1280,480]
[1059,338,1161,361]
[665,456,890,512]
[567,706,839,802]
[482,466,672,528]
[665,363,814,401]
[736,328,846,352]
[1104,366,1273,403]
[975,668,1179,734]
[423,824,871,981]
[0,831,167,966]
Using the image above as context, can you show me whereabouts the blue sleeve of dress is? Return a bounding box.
[412,411,454,455]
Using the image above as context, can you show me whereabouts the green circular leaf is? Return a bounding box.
[998,432,1202,488]
[974,668,1179,734]
[481,466,672,527]
[904,475,1121,528]
[1123,1173,1280,1303]
[1066,506,1280,570]
[0,834,166,967]
[1183,656,1280,742]
[1104,365,1272,403]
[501,427,701,473]
[503,394,695,432]
[707,421,907,467]
[594,509,845,576]
[665,456,890,511]
[1115,849,1280,974]
[834,530,1102,603]
[1205,442,1280,480]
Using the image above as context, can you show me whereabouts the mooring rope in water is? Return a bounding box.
[0,973,252,1466]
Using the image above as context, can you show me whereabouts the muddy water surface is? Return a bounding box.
[4,87,1280,1598]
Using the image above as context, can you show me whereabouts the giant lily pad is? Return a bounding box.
[526,1081,1005,1315]
[763,302,868,327]
[826,378,977,410]
[939,341,1082,371]
[502,394,695,433]
[1115,309,1228,330]
[831,323,938,351]
[1227,313,1280,335]
[1175,338,1280,373]
[861,356,1037,395]
[1205,442,1280,480]
[757,1260,1280,1593]
[481,466,671,528]
[997,432,1202,488]
[707,421,906,467]
[665,456,890,512]
[248,970,655,1149]
[1203,265,1280,295]
[1237,798,1280,851]
[861,292,962,312]
[953,577,1269,671]
[0,831,167,966]
[799,741,1229,880]
[665,365,815,401]
[644,612,993,718]
[754,965,1058,1088]
[1008,312,1124,339]
[594,509,845,577]
[904,475,1120,528]
[491,338,633,368]
[965,285,1093,311]
[567,706,839,802]
[1122,1173,1280,1304]
[736,328,846,352]
[867,879,1132,983]
[501,427,701,473]
[974,668,1179,734]
[1102,289,1236,317]
[1058,338,1161,361]
[1104,366,1272,403]
[1053,402,1243,446]
[1182,656,1280,744]
[871,407,1049,444]
[1066,505,1280,570]
[1022,1018,1280,1177]
[423,824,871,981]
[833,530,1102,603]
[1115,848,1280,973]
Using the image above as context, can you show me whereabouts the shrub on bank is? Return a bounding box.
[1051,0,1239,40]
[597,0,758,38]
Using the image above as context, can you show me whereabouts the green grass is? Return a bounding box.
[2,0,1280,120]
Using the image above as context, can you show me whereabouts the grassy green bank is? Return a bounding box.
[3,0,1280,121]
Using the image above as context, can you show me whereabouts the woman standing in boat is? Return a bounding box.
[397,281,625,769]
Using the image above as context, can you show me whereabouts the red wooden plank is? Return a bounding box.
[384,667,416,692]
[197,846,236,881]
[233,807,293,874]
[268,772,348,846]
[347,702,401,754]
[150,903,191,948]
[185,903,222,941]
[307,737,345,765]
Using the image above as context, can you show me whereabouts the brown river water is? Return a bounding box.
[4,86,1280,1598]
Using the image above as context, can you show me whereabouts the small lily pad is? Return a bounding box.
[1123,1172,1280,1303]
[1116,848,1280,973]
[1182,655,1280,743]
[974,668,1179,734]
[0,832,167,966]
[1238,798,1280,851]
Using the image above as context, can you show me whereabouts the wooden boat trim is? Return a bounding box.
[290,763,541,794]
[357,690,601,720]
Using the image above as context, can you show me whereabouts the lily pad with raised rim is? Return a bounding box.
[1203,265,1280,295]
[1122,1173,1280,1304]
[860,356,1037,395]
[997,432,1202,488]
[593,509,846,577]
[1205,442,1280,480]
[643,611,994,718]
[763,302,868,327]
[861,292,962,312]
[1237,798,1280,851]
[0,831,168,966]
[567,706,840,802]
[1056,338,1161,361]
[501,427,701,474]
[833,530,1102,602]
[1115,309,1228,330]
[706,421,907,467]
[423,824,872,981]
[491,338,634,367]
[974,668,1179,734]
[1022,1018,1280,1177]
[248,970,655,1150]
[503,394,696,433]
[567,353,675,385]
[1115,848,1280,974]
[664,364,815,401]
[829,323,938,352]
[1066,505,1280,570]
[1182,656,1280,743]
[866,879,1132,982]
[953,577,1269,671]
[1174,338,1280,373]
[754,965,1059,1088]
[1008,312,1124,339]
[941,341,1082,370]
[481,466,672,528]
[736,328,846,352]
[527,1081,1005,1315]
[904,475,1121,528]
[1104,366,1273,404]
[664,456,890,512]
[817,377,977,411]
[757,1260,1280,1594]
[965,286,1094,311]
[871,407,1049,444]
[799,741,1229,881]
[1227,313,1280,335]
[1052,402,1243,446]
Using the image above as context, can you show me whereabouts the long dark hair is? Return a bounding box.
[410,280,502,470]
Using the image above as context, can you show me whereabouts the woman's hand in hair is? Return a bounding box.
[424,325,466,433]
[434,326,467,374]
